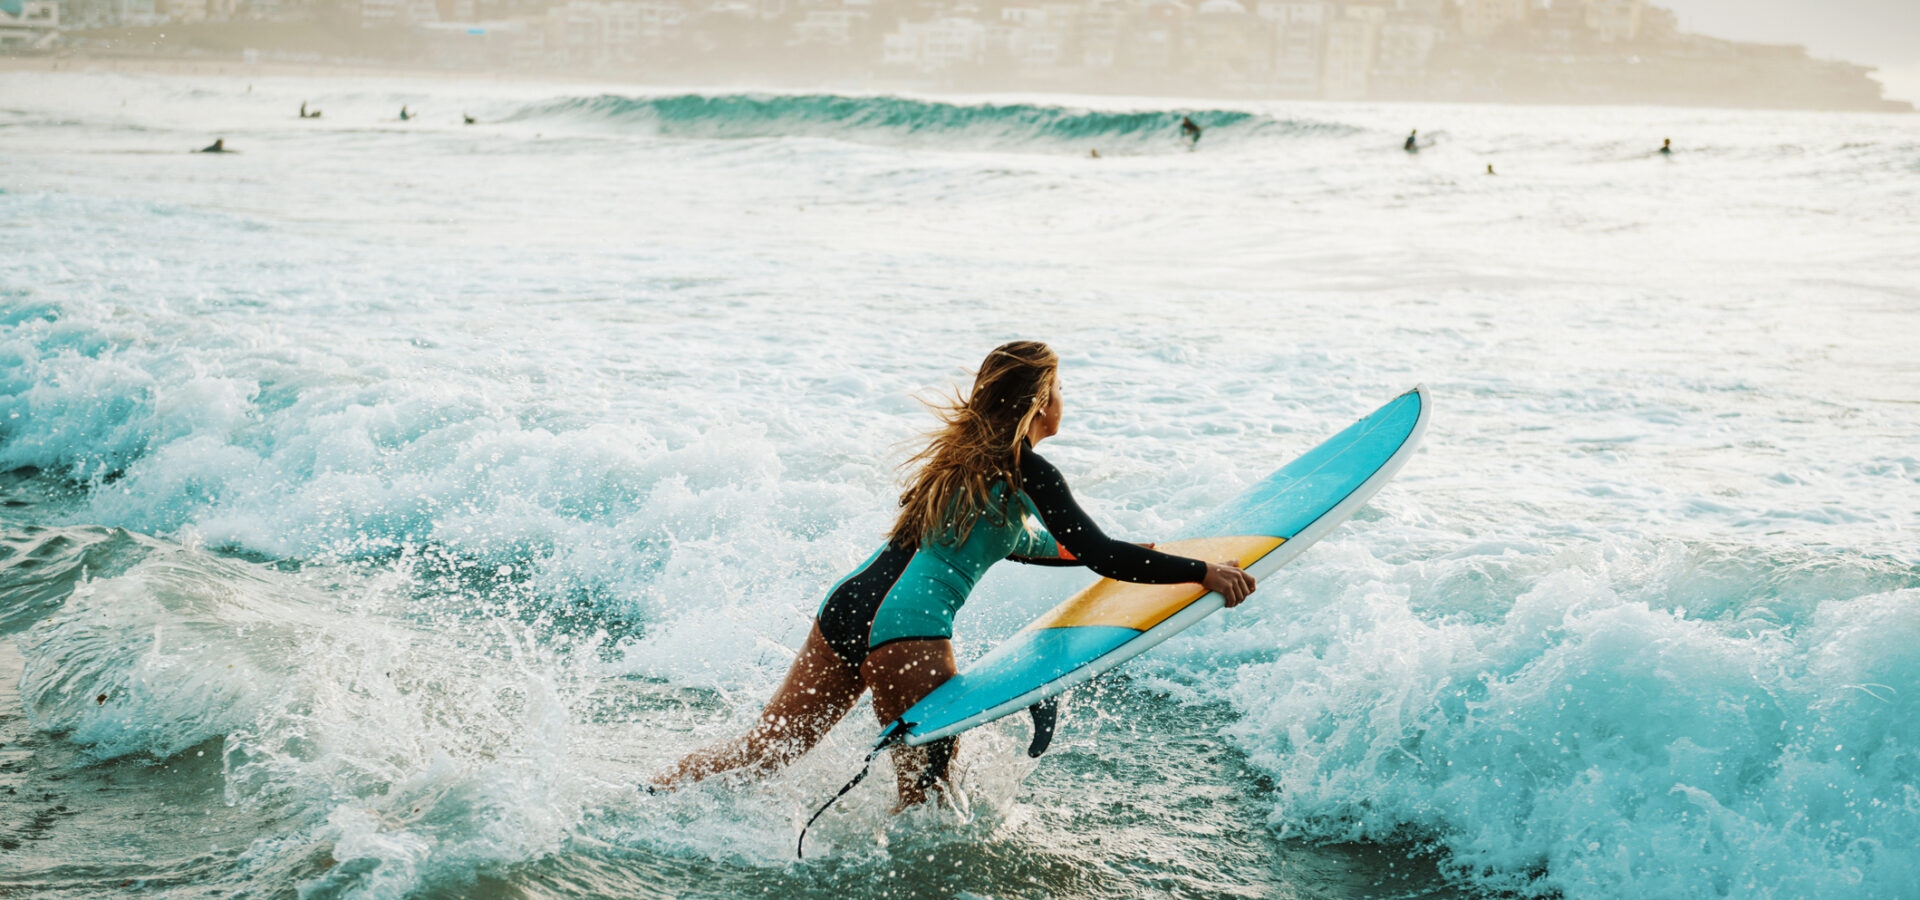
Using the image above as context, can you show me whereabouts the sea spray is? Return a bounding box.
[10,532,614,898]
[1156,537,1920,898]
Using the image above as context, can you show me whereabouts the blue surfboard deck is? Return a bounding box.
[890,385,1431,747]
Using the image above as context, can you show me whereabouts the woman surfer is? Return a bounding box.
[651,341,1256,806]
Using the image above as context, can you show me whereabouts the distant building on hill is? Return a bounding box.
[1584,0,1644,43]
[1459,0,1526,39]
[0,0,60,49]
[1321,4,1382,99]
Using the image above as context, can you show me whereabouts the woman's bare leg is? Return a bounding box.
[650,624,865,788]
[862,638,959,808]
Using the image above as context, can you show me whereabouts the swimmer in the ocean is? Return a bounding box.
[1659,138,1672,155]
[399,106,412,121]
[300,102,322,119]
[1405,129,1419,152]
[197,138,229,153]
[1180,115,1203,146]
[463,113,476,125]
[1089,148,1101,158]
[650,341,1255,807]
[1486,163,1496,175]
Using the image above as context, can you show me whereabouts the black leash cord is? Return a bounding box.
[796,700,1060,860]
[797,725,907,860]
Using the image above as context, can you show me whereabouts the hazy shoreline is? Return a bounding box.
[0,52,561,85]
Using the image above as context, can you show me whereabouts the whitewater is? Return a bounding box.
[1,69,1917,899]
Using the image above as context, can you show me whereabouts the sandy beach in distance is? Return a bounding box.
[0,52,563,84]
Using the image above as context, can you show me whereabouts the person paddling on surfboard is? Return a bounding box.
[650,341,1255,807]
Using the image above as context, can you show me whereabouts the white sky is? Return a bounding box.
[1659,0,1920,104]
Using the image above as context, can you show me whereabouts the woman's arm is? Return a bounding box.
[1016,449,1208,585]
[1009,539,1165,569]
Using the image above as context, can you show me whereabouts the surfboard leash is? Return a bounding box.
[797,721,909,860]
[796,698,1060,859]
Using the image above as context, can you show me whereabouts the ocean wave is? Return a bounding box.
[1160,538,1920,899]
[2,521,604,897]
[0,523,148,636]
[500,92,1357,151]
[0,294,883,637]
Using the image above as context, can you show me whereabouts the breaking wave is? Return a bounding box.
[502,91,1358,150]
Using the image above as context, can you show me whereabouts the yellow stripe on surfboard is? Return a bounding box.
[1023,535,1285,632]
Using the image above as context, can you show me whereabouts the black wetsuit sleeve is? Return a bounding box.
[1006,553,1084,568]
[1017,449,1209,585]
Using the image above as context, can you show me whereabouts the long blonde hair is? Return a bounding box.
[888,341,1059,547]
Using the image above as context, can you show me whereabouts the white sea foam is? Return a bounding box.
[9,538,611,897]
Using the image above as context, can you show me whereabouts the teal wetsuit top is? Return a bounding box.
[866,485,1057,646]
[814,446,1208,666]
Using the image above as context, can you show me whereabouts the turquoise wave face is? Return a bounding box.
[500,92,1357,150]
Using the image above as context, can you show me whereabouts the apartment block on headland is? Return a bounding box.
[1,0,61,50]
[28,0,1915,112]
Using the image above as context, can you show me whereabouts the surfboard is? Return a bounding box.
[889,384,1431,749]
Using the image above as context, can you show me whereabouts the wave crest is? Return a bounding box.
[503,92,1355,150]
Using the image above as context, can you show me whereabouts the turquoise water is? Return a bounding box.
[2,72,1918,899]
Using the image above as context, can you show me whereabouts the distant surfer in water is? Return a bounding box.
[1180,115,1203,146]
[463,113,476,125]
[399,105,412,121]
[651,342,1255,806]
[1659,138,1672,155]
[1404,129,1419,152]
[197,138,229,153]
[300,101,322,119]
